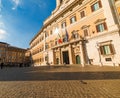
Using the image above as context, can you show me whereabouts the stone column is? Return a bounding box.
[69,44,73,64]
[79,41,85,67]
[58,48,62,64]
[53,49,56,65]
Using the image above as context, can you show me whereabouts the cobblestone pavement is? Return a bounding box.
[0,66,120,98]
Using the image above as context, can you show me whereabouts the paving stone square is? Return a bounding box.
[0,66,120,98]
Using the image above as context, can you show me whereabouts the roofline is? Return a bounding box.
[29,0,83,45]
[8,46,27,51]
[29,26,45,45]
[0,42,9,45]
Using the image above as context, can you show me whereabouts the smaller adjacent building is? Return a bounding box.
[0,42,29,67]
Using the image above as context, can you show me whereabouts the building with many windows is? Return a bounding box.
[30,0,120,66]
[0,42,27,67]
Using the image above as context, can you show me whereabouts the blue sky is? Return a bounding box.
[0,0,56,49]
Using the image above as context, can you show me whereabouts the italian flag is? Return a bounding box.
[58,33,62,44]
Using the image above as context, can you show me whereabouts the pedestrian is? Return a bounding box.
[19,63,22,67]
[0,63,4,69]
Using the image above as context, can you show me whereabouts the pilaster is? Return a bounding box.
[69,44,73,64]
[79,41,85,67]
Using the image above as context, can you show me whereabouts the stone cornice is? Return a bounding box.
[51,38,84,49]
[44,0,84,27]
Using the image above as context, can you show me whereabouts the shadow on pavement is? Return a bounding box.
[0,67,120,81]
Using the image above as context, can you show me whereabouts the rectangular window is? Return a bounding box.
[50,30,53,35]
[60,0,63,4]
[91,1,102,12]
[61,22,66,28]
[100,44,114,55]
[55,40,58,45]
[72,32,79,39]
[45,44,49,49]
[70,16,76,24]
[45,32,49,37]
[80,11,85,18]
[105,58,112,61]
[83,29,88,37]
[96,22,107,32]
[45,56,48,61]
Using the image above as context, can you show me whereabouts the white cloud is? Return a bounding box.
[0,29,7,40]
[38,2,47,8]
[0,22,4,28]
[32,1,47,9]
[12,0,21,10]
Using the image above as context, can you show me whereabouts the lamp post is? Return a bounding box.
[96,42,102,66]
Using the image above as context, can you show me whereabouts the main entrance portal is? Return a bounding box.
[62,51,69,64]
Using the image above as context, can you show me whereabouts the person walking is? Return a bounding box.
[0,63,4,69]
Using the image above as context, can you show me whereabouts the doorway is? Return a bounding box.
[76,55,81,64]
[62,51,69,64]
[56,58,59,64]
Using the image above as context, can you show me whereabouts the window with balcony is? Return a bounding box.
[45,44,49,49]
[81,25,90,37]
[83,29,89,37]
[50,30,53,35]
[100,44,115,55]
[91,1,102,12]
[70,16,76,24]
[71,31,79,39]
[55,40,58,45]
[96,22,107,32]
[61,21,66,28]
[80,11,85,18]
[45,32,49,37]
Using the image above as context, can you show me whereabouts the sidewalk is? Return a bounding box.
[39,65,120,72]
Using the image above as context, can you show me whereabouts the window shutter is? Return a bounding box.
[65,22,66,27]
[81,11,85,18]
[91,5,94,12]
[74,16,76,22]
[70,18,72,24]
[100,46,104,55]
[109,44,114,54]
[98,1,102,8]
[103,22,107,30]
[84,29,88,36]
[96,25,99,32]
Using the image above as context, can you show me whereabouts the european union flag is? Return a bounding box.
[65,28,69,42]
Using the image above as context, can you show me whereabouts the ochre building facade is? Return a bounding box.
[30,0,120,66]
[0,42,27,66]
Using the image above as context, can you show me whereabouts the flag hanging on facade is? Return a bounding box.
[65,28,69,42]
[58,33,62,44]
[54,27,62,44]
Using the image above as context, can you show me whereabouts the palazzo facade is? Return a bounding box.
[0,42,27,66]
[30,0,120,66]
